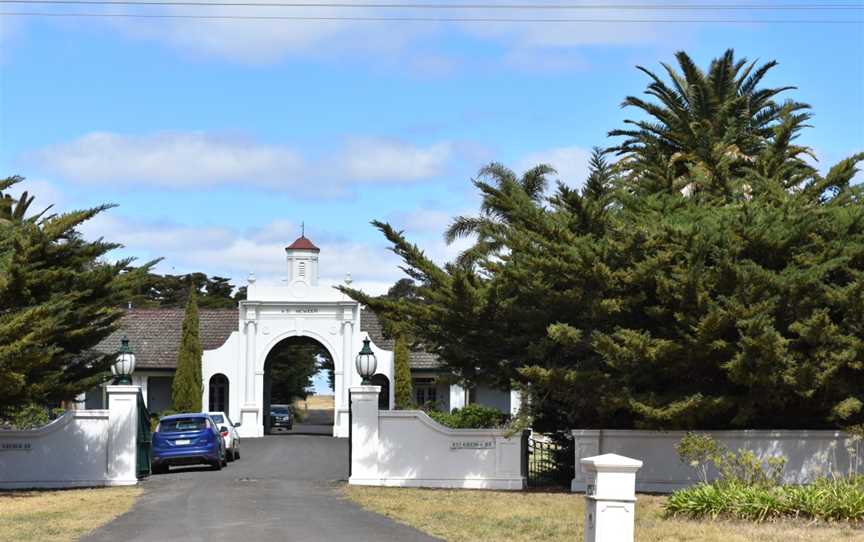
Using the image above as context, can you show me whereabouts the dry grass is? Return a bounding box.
[344,486,864,542]
[294,395,334,412]
[0,486,141,542]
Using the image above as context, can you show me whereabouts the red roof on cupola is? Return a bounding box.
[286,235,320,251]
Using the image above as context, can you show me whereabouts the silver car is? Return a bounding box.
[207,411,241,461]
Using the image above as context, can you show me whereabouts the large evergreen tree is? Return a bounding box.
[341,50,864,432]
[0,176,151,413]
[172,288,203,412]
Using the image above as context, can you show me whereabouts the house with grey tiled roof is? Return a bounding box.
[87,235,519,437]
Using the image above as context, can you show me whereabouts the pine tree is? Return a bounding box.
[0,176,152,413]
[172,288,203,412]
[394,337,413,409]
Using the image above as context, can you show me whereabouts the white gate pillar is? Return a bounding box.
[580,453,643,542]
[106,385,141,486]
[240,318,260,435]
[348,385,381,486]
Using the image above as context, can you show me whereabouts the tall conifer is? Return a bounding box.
[0,176,152,413]
[394,337,413,409]
[172,287,202,412]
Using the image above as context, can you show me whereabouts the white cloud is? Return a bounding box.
[517,145,592,188]
[110,1,436,65]
[30,131,455,195]
[33,132,303,188]
[80,213,410,295]
[341,138,452,182]
[388,207,453,236]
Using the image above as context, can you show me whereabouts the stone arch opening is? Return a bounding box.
[262,335,335,435]
[208,373,229,413]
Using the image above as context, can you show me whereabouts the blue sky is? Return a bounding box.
[1,5,863,297]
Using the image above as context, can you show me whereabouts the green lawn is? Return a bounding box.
[344,486,864,542]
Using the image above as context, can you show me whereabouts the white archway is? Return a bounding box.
[202,235,395,438]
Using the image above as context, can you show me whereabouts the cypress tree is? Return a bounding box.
[340,50,864,431]
[393,337,413,409]
[0,176,152,414]
[172,287,203,412]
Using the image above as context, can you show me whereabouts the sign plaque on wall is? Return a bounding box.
[0,442,32,452]
[450,441,495,450]
[281,307,319,314]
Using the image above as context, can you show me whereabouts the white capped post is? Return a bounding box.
[348,385,381,486]
[580,453,643,542]
[106,385,142,486]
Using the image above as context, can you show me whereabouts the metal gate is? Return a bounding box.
[136,391,152,479]
[526,434,574,488]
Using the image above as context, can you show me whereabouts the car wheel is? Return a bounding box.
[226,446,234,462]
[221,451,228,467]
[152,464,167,475]
[234,448,240,461]
[212,458,223,471]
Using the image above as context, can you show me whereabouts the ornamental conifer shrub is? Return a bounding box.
[394,336,413,409]
[172,288,202,412]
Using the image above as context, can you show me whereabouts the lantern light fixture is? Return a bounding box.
[355,336,377,385]
[112,335,136,385]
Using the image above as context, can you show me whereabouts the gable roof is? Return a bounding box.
[360,309,441,370]
[98,307,441,371]
[97,309,239,370]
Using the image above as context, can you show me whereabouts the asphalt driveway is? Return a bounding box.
[83,435,439,542]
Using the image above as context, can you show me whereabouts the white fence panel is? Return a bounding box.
[571,429,860,493]
[348,385,526,490]
[0,385,142,489]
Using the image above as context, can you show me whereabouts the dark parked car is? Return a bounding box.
[269,405,293,431]
[151,413,228,473]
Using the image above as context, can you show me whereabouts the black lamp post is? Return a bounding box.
[355,337,377,385]
[112,335,136,385]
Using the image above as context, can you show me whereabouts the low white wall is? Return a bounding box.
[0,386,142,489]
[572,429,860,493]
[348,386,526,490]
[378,412,526,490]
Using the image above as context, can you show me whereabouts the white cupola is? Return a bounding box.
[285,234,320,286]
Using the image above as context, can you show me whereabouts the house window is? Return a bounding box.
[413,377,437,407]
[298,261,306,278]
[209,374,229,413]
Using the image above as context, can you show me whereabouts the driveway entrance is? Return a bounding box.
[83,436,438,542]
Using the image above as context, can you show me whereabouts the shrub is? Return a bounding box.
[665,476,864,523]
[428,404,506,429]
[675,433,786,487]
[0,403,52,430]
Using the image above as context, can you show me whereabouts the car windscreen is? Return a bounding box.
[271,408,289,415]
[210,414,224,424]
[160,418,207,432]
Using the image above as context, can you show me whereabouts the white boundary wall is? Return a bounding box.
[0,386,142,489]
[349,386,526,490]
[571,429,861,493]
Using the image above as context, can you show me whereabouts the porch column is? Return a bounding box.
[341,319,354,403]
[244,319,257,403]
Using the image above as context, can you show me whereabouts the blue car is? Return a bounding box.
[151,413,227,474]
